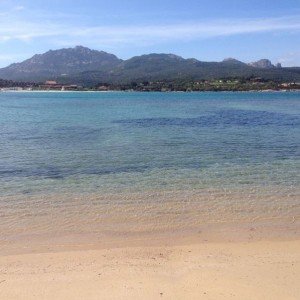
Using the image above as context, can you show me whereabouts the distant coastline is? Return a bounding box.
[1,78,300,93]
[1,87,300,93]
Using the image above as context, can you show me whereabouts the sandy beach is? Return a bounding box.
[0,238,299,300]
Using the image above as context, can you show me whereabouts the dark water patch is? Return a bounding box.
[0,164,152,180]
[0,169,26,177]
[5,126,105,144]
[52,126,104,139]
[0,166,64,179]
[22,189,32,195]
[114,109,300,128]
[87,165,150,176]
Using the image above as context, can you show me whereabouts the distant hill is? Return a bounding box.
[0,46,300,85]
[0,46,121,82]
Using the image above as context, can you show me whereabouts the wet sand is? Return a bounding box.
[0,239,299,300]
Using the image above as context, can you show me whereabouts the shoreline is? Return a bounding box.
[1,89,300,93]
[1,218,299,257]
[1,188,300,256]
[2,187,299,256]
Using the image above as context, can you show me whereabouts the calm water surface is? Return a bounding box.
[0,92,300,242]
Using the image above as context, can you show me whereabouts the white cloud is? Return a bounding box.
[1,14,300,46]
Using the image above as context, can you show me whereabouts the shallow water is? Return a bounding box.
[0,91,300,242]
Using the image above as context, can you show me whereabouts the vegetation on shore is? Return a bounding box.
[1,77,300,92]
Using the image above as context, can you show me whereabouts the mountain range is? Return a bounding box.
[1,46,300,85]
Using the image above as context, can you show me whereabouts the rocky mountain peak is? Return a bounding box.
[249,59,275,68]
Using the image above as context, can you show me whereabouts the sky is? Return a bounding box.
[1,0,300,67]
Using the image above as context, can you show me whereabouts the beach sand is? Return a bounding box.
[1,238,300,300]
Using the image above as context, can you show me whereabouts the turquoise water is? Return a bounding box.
[0,91,300,240]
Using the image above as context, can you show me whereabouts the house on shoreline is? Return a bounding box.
[39,80,79,91]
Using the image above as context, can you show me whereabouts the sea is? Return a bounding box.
[1,91,300,248]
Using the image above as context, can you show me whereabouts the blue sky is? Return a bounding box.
[1,0,300,67]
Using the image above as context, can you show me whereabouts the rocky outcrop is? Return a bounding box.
[249,59,275,68]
